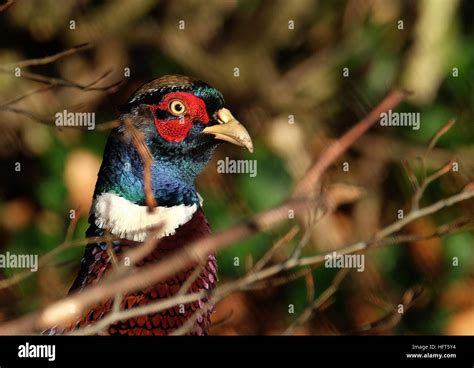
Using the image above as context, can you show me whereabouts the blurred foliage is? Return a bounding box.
[0,0,473,335]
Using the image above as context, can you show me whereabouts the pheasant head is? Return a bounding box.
[92,74,253,241]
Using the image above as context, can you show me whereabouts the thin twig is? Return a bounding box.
[283,269,349,335]
[0,68,122,93]
[252,226,299,272]
[345,286,423,335]
[293,89,407,196]
[411,159,455,210]
[176,263,206,297]
[0,0,16,12]
[2,44,92,69]
[69,291,206,336]
[123,117,157,211]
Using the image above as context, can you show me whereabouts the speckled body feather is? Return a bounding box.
[64,208,216,336]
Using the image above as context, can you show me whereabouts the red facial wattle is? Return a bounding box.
[148,92,210,143]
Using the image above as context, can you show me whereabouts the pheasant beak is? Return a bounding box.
[203,108,254,153]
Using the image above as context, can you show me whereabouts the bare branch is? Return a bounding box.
[283,269,349,335]
[402,160,419,192]
[293,89,407,197]
[123,118,157,210]
[69,291,206,336]
[252,226,299,272]
[411,159,455,210]
[427,119,456,152]
[2,44,92,69]
[0,0,16,12]
[0,68,123,93]
[346,286,424,335]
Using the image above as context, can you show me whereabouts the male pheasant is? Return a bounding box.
[48,75,253,336]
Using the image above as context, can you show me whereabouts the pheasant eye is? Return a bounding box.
[169,99,186,116]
